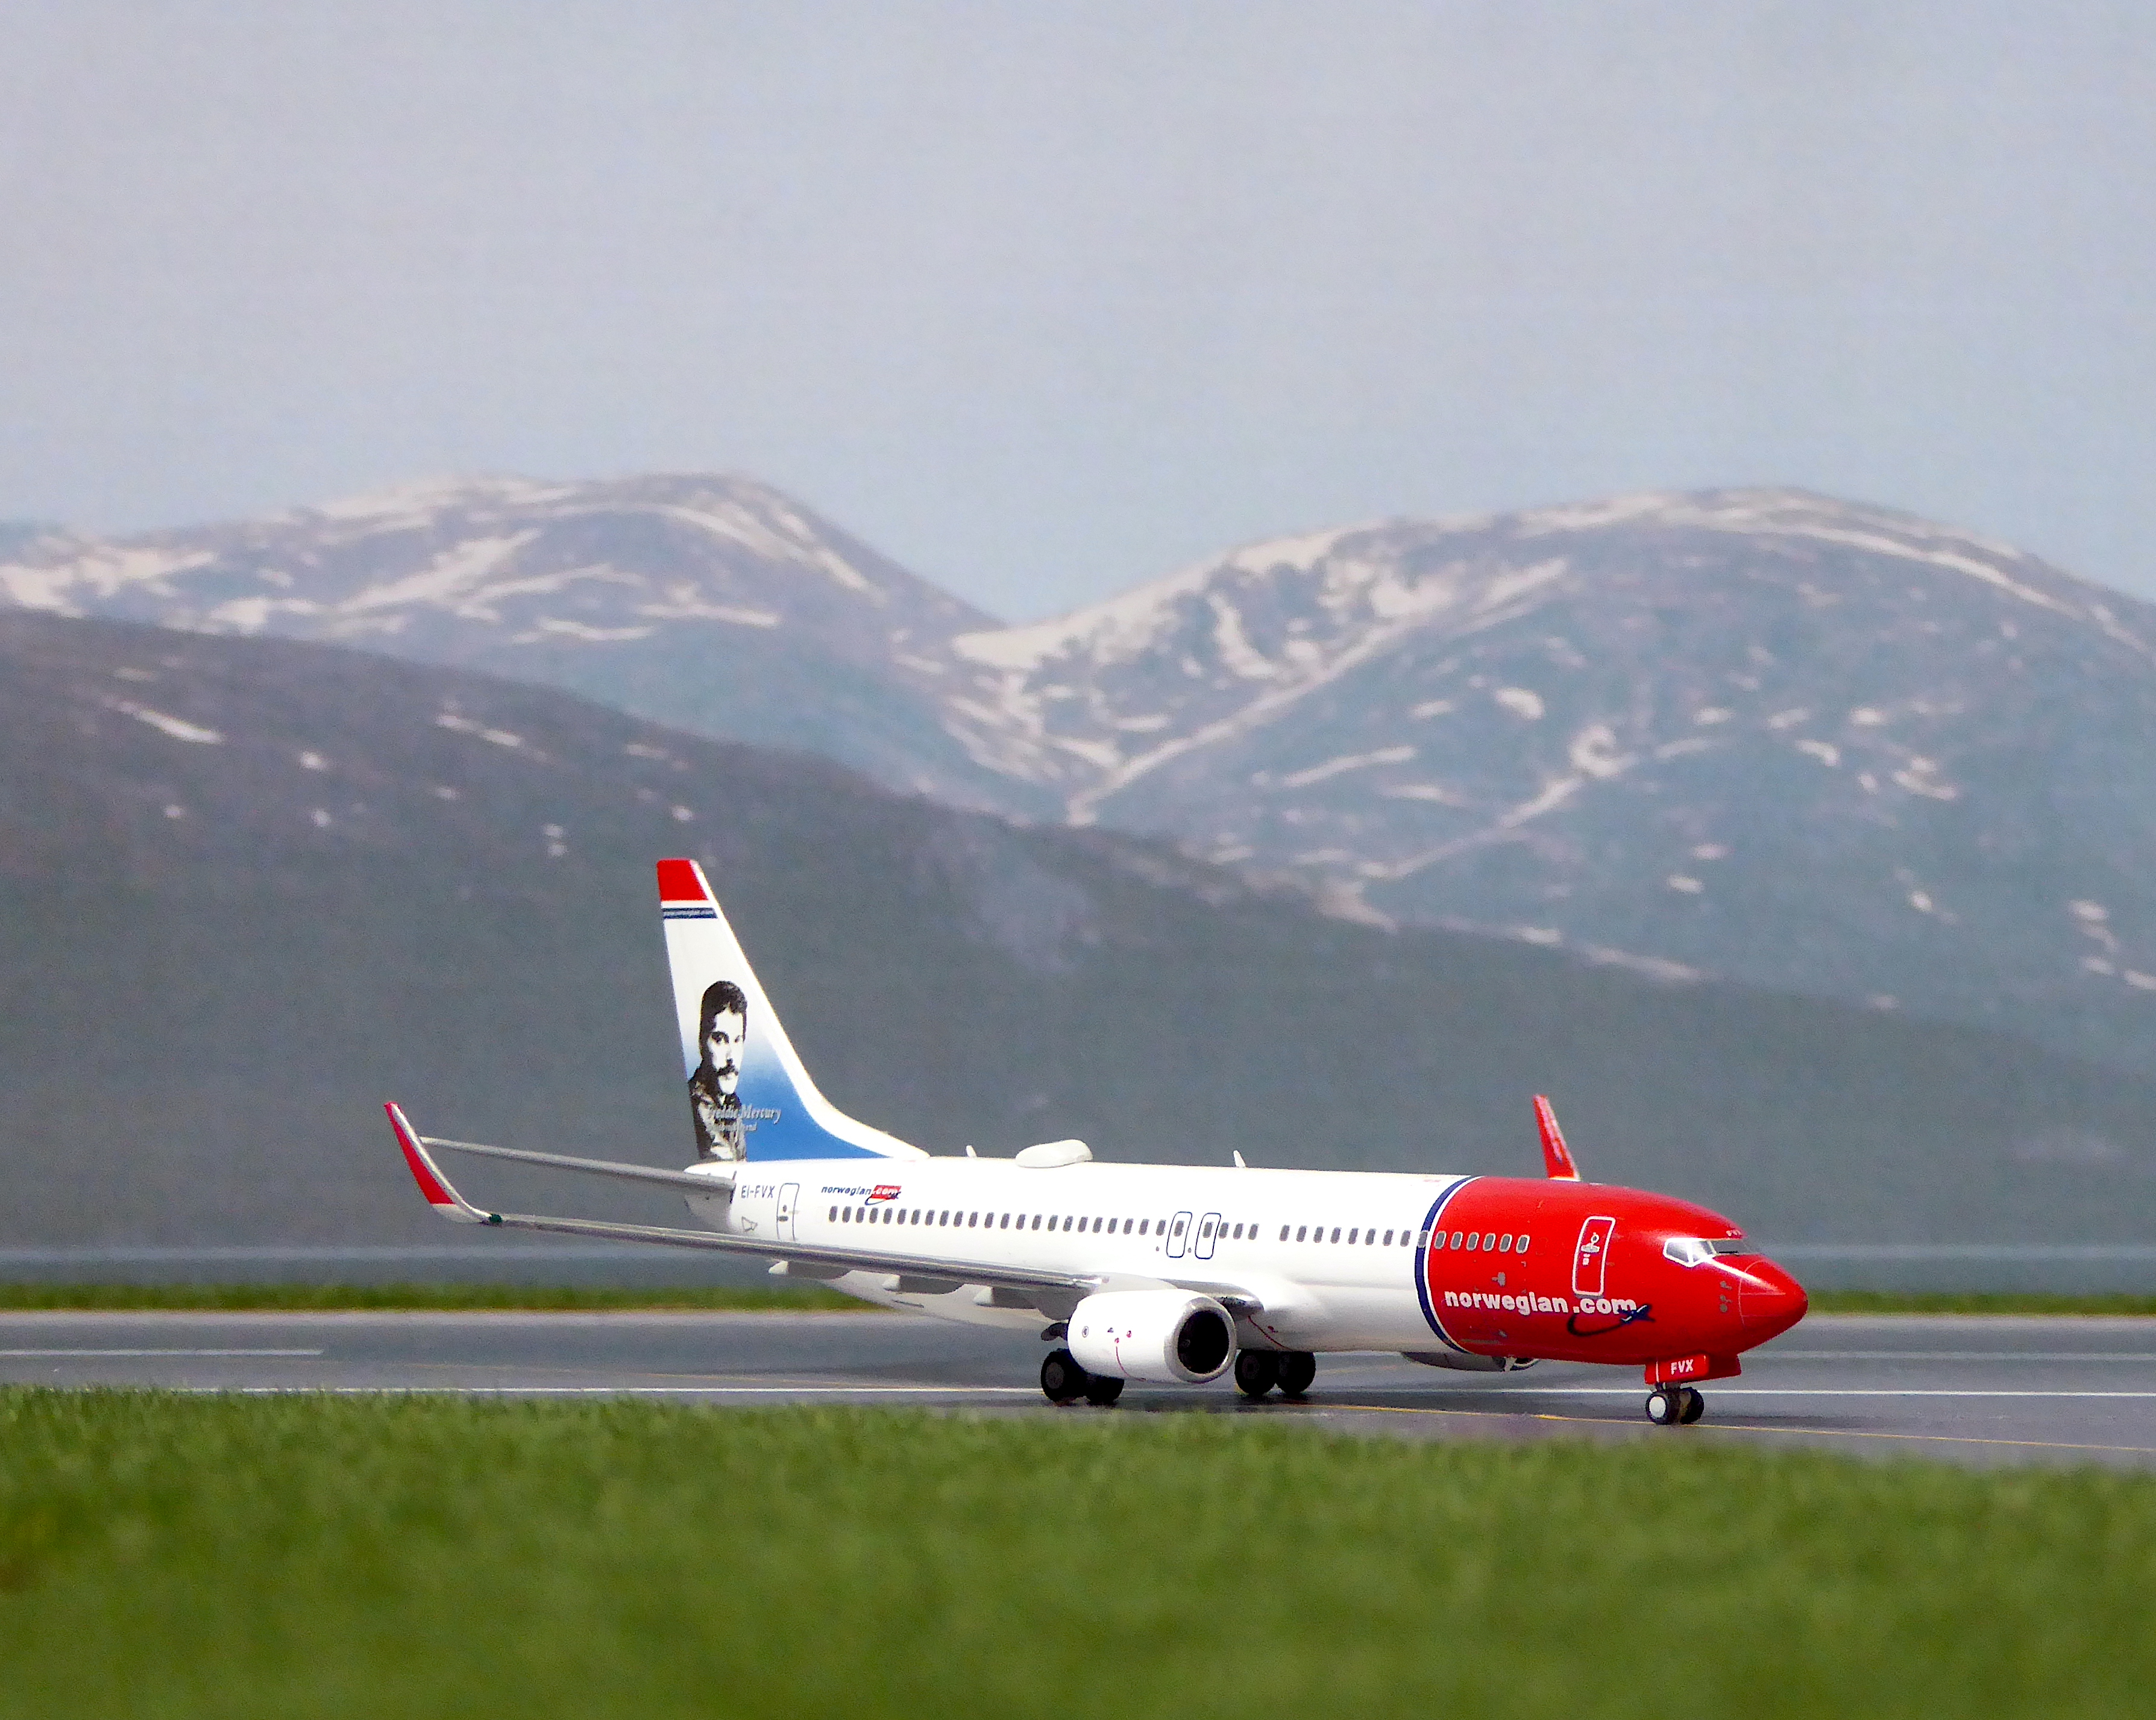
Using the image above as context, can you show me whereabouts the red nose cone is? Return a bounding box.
[1738,1257,1808,1338]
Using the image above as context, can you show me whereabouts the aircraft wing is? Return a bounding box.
[416,1130,734,1195]
[385,1104,1089,1295]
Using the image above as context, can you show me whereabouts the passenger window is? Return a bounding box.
[1498,1234,1512,1252]
[1347,1228,1358,1244]
[1516,1235,1529,1253]
[1383,1229,1392,1246]
[1451,1232,1464,1248]
[1417,1231,1430,1247]
[1433,1231,1447,1249]
[1278,1226,1289,1241]
[1483,1233,1497,1250]
[1124,1218,1134,1234]
[1296,1226,1307,1242]
[1466,1232,1479,1251]
[1139,1219,1149,1235]
[1065,1216,1075,1232]
[1031,1215,1041,1230]
[1330,1227,1340,1243]
[1367,1230,1377,1246]
[828,1206,836,1222]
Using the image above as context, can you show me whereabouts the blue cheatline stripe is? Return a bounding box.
[1413,1177,1475,1350]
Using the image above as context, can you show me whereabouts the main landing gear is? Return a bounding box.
[1645,1386,1705,1427]
[1040,1348,1316,1406]
[1039,1349,1124,1407]
[1233,1350,1316,1400]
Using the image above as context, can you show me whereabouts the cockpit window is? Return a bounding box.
[1664,1235,1761,1266]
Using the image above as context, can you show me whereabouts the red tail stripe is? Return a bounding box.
[655,858,708,903]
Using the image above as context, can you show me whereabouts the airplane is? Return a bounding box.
[385,858,1808,1424]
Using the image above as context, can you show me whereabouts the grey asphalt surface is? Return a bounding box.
[4,1311,2154,1468]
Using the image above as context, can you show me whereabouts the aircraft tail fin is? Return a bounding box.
[1533,1095,1582,1180]
[657,859,923,1164]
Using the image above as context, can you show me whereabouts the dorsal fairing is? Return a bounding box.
[657,859,925,1162]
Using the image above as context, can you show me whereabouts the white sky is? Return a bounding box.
[2,2,2151,618]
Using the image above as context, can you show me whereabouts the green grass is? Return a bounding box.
[1809,1291,2156,1316]
[0,1282,865,1312]
[1,1395,2152,1720]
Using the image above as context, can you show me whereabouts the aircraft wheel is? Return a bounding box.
[1276,1352,1317,1399]
[1679,1387,1705,1425]
[1083,1374,1125,1407]
[1645,1387,1679,1426]
[1233,1351,1281,1398]
[1040,1349,1087,1405]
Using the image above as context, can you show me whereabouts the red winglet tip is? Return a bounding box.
[385,1102,457,1208]
[1533,1094,1582,1181]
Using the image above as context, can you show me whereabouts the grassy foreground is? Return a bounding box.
[2,1395,2153,1719]
[1,1282,2152,1314]
[1809,1290,2156,1316]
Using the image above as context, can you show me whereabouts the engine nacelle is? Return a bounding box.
[1401,1351,1539,1373]
[1069,1290,1237,1384]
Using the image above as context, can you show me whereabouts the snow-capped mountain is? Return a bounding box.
[947,489,2156,1062]
[11,477,2156,1069]
[0,474,1023,808]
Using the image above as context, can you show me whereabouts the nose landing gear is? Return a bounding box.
[1645,1385,1705,1426]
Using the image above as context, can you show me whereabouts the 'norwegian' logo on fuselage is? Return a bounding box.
[866,1185,901,1204]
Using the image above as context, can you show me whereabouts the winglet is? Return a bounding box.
[1533,1095,1582,1181]
[385,1102,495,1224]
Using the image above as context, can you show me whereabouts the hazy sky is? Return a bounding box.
[4,2,2151,618]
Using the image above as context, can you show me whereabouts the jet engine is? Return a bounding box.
[1068,1290,1237,1384]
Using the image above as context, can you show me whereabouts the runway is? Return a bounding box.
[4,1311,2154,1468]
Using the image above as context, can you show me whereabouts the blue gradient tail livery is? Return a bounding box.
[658,858,924,1163]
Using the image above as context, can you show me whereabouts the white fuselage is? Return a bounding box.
[693,1158,1476,1354]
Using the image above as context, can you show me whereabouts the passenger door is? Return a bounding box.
[1166,1210,1193,1259]
[1572,1215,1615,1298]
[1194,1211,1222,1261]
[777,1182,800,1244]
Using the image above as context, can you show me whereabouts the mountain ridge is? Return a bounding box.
[10,476,2156,1070]
[7,609,2156,1249]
